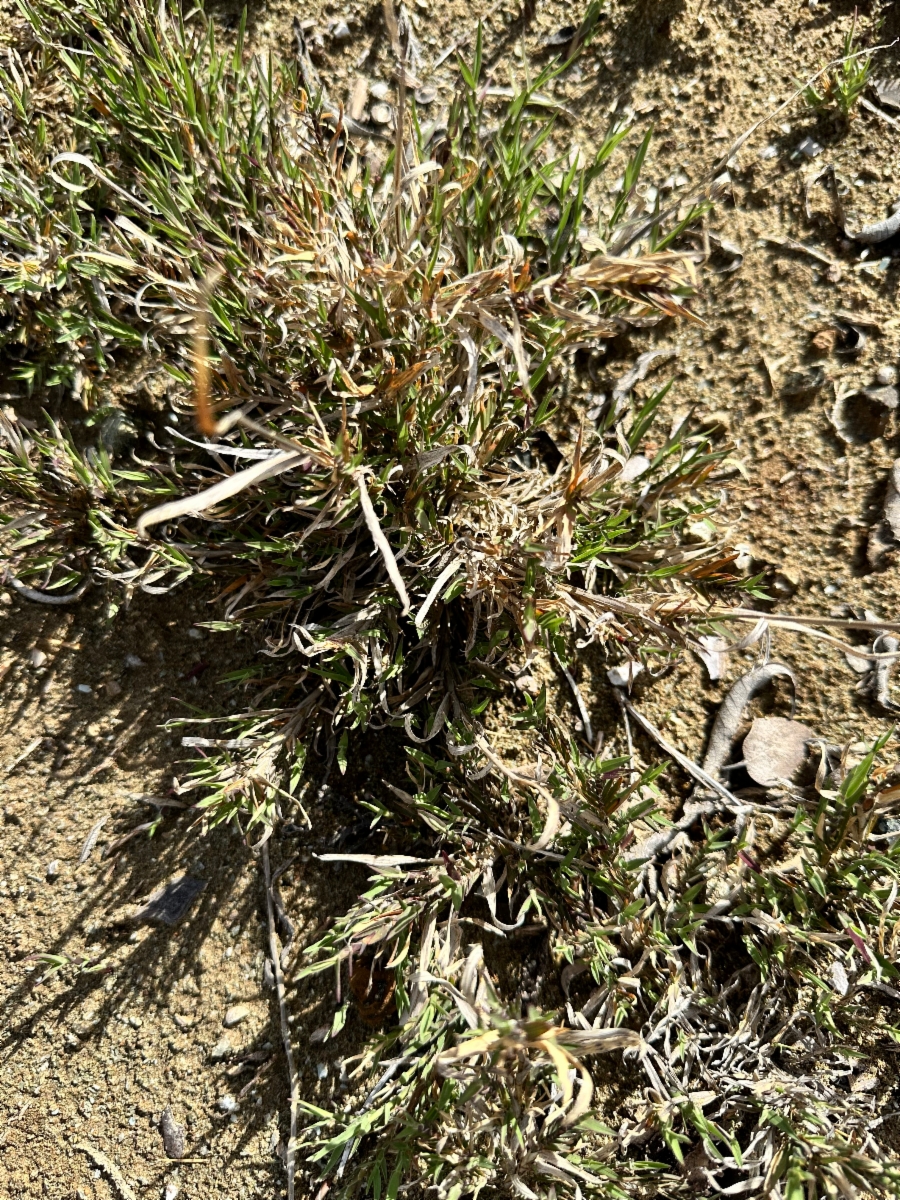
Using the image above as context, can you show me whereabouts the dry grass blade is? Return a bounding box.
[354,470,411,616]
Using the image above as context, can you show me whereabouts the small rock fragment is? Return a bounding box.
[370,80,390,101]
[796,136,823,158]
[607,662,643,689]
[46,859,60,879]
[742,716,816,788]
[29,648,47,668]
[414,85,436,105]
[330,19,351,41]
[223,1004,250,1029]
[124,654,145,669]
[76,683,93,694]
[810,328,837,355]
[884,460,900,540]
[513,673,539,694]
[875,366,898,387]
[159,1108,185,1159]
[370,102,393,126]
[164,1183,180,1200]
[210,1036,233,1062]
[217,1094,238,1114]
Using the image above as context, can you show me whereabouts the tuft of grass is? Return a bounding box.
[802,17,873,121]
[3,3,899,1198]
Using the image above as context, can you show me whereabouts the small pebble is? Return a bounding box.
[223,1003,250,1029]
[165,1183,180,1200]
[414,85,437,105]
[513,674,539,694]
[370,102,393,126]
[875,366,898,387]
[128,1015,142,1029]
[210,1036,232,1062]
[330,19,351,40]
[796,136,823,158]
[159,1107,185,1159]
[758,143,778,160]
[370,80,390,100]
[29,648,47,668]
[217,1094,238,1113]
[46,860,60,879]
[76,683,92,694]
[105,679,123,697]
[607,662,643,688]
[125,654,145,668]
[316,1062,328,1080]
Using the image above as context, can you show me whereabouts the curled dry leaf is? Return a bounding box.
[696,634,728,682]
[830,387,897,445]
[742,716,816,788]
[845,207,900,245]
[702,662,796,780]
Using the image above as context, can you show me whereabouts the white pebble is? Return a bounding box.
[316,1062,328,1080]
[223,1003,250,1028]
[606,662,643,689]
[217,1094,238,1113]
[797,136,823,158]
[46,860,60,879]
[76,683,92,694]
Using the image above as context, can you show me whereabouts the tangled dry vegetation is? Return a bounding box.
[2,2,900,1197]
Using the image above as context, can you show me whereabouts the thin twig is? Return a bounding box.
[612,687,744,808]
[262,843,299,1200]
[860,95,900,129]
[555,656,594,746]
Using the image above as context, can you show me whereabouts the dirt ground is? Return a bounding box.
[2,1,900,1197]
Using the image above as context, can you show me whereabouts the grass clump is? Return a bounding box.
[2,2,900,1198]
[802,17,873,121]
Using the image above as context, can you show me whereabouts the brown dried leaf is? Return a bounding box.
[742,716,816,787]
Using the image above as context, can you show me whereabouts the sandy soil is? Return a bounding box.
[2,1,900,1197]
